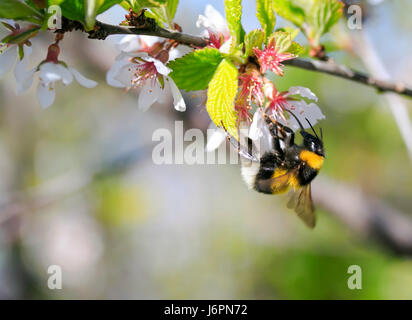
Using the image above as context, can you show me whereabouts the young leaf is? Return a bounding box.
[256,0,276,40]
[275,26,300,40]
[99,0,123,14]
[168,48,224,91]
[149,0,179,28]
[244,29,264,57]
[53,0,84,21]
[224,0,243,46]
[269,31,303,55]
[0,0,43,21]
[272,0,306,28]
[1,26,40,44]
[85,0,102,30]
[49,0,121,27]
[308,0,343,44]
[206,59,239,139]
[137,0,167,7]
[165,0,179,22]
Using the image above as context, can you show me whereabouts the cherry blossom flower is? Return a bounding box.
[17,44,97,108]
[206,125,227,152]
[249,109,265,141]
[196,4,232,53]
[106,35,185,112]
[253,37,296,76]
[235,66,265,124]
[0,21,37,90]
[249,84,325,139]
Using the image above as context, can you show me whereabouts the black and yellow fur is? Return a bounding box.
[240,113,325,228]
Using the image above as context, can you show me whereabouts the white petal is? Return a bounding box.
[168,48,181,61]
[206,127,227,152]
[55,64,73,85]
[137,81,161,112]
[105,34,127,46]
[114,62,136,87]
[167,77,186,112]
[156,80,171,104]
[15,68,35,94]
[138,35,160,48]
[69,67,97,88]
[249,110,264,141]
[287,100,325,131]
[219,37,232,54]
[144,56,171,76]
[106,58,130,88]
[116,35,141,52]
[288,86,318,102]
[0,46,17,76]
[204,4,229,34]
[39,62,63,84]
[37,82,55,108]
[196,14,212,30]
[114,51,131,61]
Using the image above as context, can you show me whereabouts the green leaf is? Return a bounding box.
[50,0,84,21]
[98,0,123,13]
[149,0,179,28]
[85,0,121,29]
[244,29,264,57]
[256,0,276,40]
[49,0,121,27]
[206,59,239,139]
[165,0,178,21]
[272,0,306,28]
[224,0,243,47]
[137,0,167,7]
[275,26,300,40]
[119,1,134,11]
[1,26,39,44]
[0,0,43,21]
[85,0,102,30]
[268,31,303,55]
[48,0,65,5]
[308,0,343,44]
[168,48,224,91]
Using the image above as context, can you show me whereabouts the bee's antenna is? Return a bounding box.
[305,118,320,140]
[286,110,305,131]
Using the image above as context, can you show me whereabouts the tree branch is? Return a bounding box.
[93,21,208,47]
[283,58,412,97]
[60,18,412,99]
[59,18,208,47]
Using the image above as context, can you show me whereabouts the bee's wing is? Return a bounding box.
[255,168,297,194]
[287,184,316,228]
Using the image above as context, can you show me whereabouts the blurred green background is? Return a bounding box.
[0,0,412,299]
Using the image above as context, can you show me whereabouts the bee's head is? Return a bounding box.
[301,131,325,157]
[286,110,325,157]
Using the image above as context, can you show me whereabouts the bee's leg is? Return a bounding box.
[279,126,295,147]
[272,132,284,156]
[221,124,258,162]
[263,114,295,151]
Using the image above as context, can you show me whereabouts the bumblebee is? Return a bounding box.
[238,112,325,228]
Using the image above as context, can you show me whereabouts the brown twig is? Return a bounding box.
[283,58,412,97]
[58,17,208,47]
